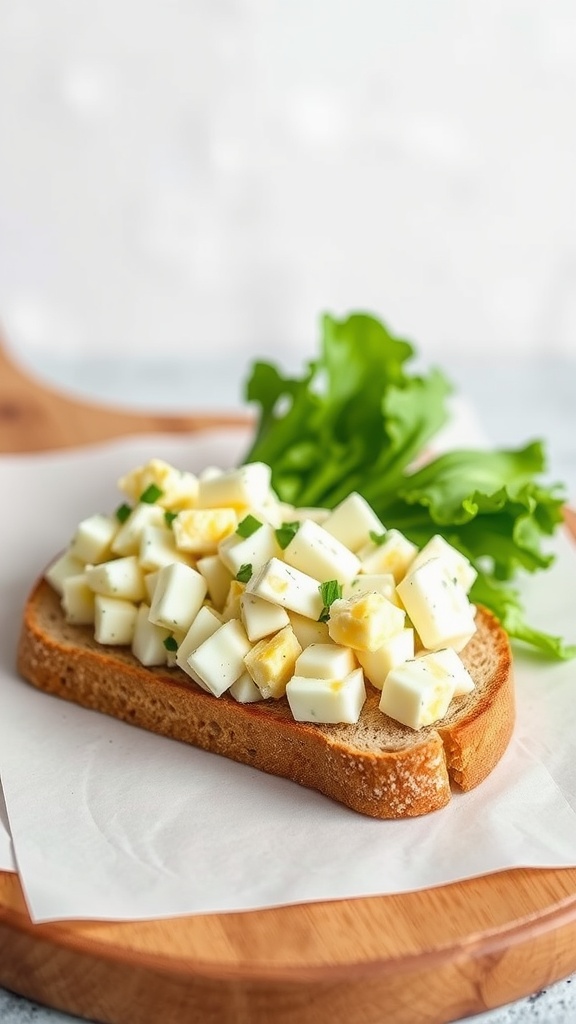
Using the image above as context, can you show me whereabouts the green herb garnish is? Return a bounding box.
[369,530,387,546]
[275,521,300,549]
[318,579,343,623]
[236,514,262,538]
[163,635,178,652]
[242,311,575,659]
[236,563,253,583]
[164,510,178,527]
[115,503,132,524]
[139,483,163,504]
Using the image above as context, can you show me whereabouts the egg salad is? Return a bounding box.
[44,458,478,731]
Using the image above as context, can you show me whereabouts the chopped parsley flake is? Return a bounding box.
[275,521,300,550]
[163,635,179,652]
[369,530,387,546]
[236,514,262,538]
[164,510,178,527]
[318,579,343,622]
[115,503,132,524]
[236,563,253,583]
[139,483,163,504]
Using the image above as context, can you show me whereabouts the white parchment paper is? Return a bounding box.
[0,430,575,923]
[0,785,15,872]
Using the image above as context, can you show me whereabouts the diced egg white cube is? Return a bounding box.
[131,603,171,666]
[221,579,246,621]
[45,550,86,595]
[287,611,331,648]
[295,643,356,680]
[415,646,475,696]
[229,672,263,704]
[409,534,478,594]
[187,618,252,697]
[177,604,223,657]
[196,462,272,511]
[86,555,147,602]
[358,529,418,582]
[94,595,138,645]
[61,573,96,625]
[246,558,324,621]
[327,593,406,652]
[148,562,208,634]
[196,554,233,611]
[379,652,458,729]
[246,499,285,528]
[198,465,223,481]
[344,573,397,602]
[283,519,360,585]
[279,503,330,525]
[322,492,385,552]
[176,604,224,684]
[244,624,302,699]
[396,558,477,652]
[240,592,290,642]
[168,470,198,509]
[172,508,238,555]
[139,525,192,572]
[111,503,165,556]
[219,521,282,576]
[144,570,161,602]
[286,667,366,724]
[356,628,415,690]
[69,514,118,564]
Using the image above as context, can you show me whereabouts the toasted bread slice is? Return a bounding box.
[17,578,514,819]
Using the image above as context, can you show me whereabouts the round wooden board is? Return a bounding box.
[1,866,576,1024]
[1,339,576,1024]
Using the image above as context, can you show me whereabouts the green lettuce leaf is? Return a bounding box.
[242,311,574,659]
[243,312,452,507]
[470,574,576,661]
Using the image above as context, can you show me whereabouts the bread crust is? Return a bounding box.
[17,578,514,819]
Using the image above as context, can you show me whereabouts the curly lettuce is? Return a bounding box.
[242,312,574,659]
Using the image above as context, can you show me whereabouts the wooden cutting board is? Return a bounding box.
[1,340,576,1024]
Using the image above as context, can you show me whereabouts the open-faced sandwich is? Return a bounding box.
[17,457,514,819]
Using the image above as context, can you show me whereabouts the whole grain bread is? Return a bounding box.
[17,577,514,819]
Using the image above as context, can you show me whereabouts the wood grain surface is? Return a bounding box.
[0,342,250,452]
[1,338,576,1024]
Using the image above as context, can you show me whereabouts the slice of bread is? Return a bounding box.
[17,578,514,819]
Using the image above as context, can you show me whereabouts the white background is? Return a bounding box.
[1,0,576,406]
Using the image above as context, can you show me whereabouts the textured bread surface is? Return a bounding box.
[17,578,515,819]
